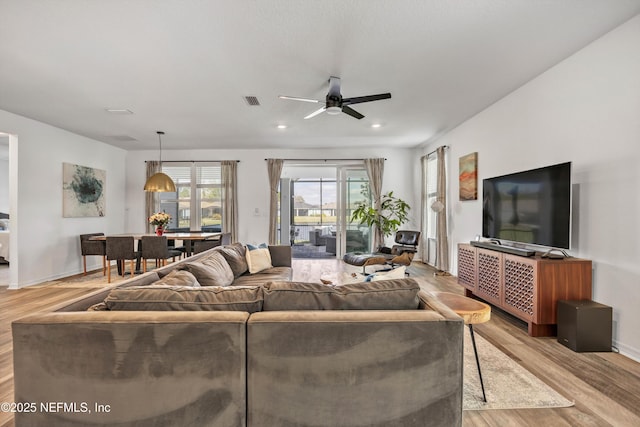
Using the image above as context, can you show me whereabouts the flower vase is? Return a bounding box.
[156,226,164,236]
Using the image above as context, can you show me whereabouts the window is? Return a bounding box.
[158,162,223,232]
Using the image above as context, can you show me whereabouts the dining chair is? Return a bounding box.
[193,239,222,255]
[220,232,232,245]
[106,236,139,283]
[79,233,106,276]
[141,236,183,272]
[192,232,231,254]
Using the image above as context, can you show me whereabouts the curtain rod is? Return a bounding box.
[426,145,449,156]
[145,160,240,163]
[264,158,386,161]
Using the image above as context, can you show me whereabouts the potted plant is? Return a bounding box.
[351,190,410,250]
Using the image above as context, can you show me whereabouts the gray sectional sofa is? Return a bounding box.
[12,243,464,427]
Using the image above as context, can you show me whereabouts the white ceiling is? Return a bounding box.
[1,0,639,151]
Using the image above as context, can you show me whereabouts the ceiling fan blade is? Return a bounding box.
[342,93,391,105]
[341,106,364,120]
[304,106,327,119]
[279,95,321,103]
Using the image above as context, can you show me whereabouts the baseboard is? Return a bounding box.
[9,267,88,289]
[614,339,640,363]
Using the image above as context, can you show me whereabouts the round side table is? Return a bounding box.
[435,292,491,402]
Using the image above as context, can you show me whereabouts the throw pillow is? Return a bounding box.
[103,285,264,312]
[180,251,234,287]
[151,269,201,287]
[246,244,272,274]
[262,279,420,311]
[216,242,249,278]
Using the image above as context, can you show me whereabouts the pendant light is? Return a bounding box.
[144,131,176,192]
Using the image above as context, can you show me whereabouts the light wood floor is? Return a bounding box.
[1,260,639,427]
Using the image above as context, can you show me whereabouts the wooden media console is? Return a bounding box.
[457,243,592,337]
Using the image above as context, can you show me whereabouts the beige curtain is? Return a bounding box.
[267,159,284,245]
[364,158,385,251]
[435,146,449,272]
[222,161,238,242]
[420,155,429,262]
[145,161,160,233]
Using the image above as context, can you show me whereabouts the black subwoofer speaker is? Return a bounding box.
[557,300,612,352]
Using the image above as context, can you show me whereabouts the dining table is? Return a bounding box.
[90,232,221,274]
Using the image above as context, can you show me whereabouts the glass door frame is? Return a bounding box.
[337,165,371,257]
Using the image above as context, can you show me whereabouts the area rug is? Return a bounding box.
[463,329,574,410]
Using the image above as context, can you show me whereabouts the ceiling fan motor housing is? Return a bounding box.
[326,93,343,114]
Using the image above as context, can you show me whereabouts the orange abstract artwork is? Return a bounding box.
[459,152,478,200]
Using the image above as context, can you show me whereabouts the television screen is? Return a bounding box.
[482,162,571,249]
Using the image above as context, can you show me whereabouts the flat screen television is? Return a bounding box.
[482,162,571,249]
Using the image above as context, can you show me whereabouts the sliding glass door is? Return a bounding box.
[338,167,371,255]
[280,162,370,258]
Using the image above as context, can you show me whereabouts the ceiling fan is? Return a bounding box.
[279,76,391,120]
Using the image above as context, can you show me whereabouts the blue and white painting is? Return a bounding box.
[63,163,106,217]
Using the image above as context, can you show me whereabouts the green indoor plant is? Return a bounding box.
[351,190,410,250]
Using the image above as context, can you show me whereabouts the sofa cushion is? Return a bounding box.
[262,279,421,311]
[216,243,248,278]
[117,272,161,288]
[246,246,273,274]
[103,285,264,312]
[151,269,201,287]
[180,251,234,287]
[233,267,293,287]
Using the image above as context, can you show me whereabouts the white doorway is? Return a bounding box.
[0,133,12,286]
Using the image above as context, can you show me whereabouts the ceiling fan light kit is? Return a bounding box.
[280,76,391,120]
[144,131,176,192]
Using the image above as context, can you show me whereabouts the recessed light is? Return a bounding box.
[105,108,133,114]
[371,123,382,128]
[277,124,288,129]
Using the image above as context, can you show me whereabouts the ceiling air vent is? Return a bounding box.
[244,96,260,106]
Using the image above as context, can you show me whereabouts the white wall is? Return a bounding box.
[418,15,640,360]
[0,110,127,288]
[125,148,419,247]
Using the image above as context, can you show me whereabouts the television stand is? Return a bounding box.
[470,240,535,257]
[457,243,592,337]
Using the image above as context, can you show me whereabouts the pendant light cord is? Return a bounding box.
[157,131,165,165]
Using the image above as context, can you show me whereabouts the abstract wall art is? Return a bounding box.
[459,152,478,201]
[63,163,106,217]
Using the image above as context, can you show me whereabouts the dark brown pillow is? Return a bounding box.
[180,251,234,287]
[262,279,421,311]
[103,285,263,312]
[216,243,248,278]
[151,270,201,287]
